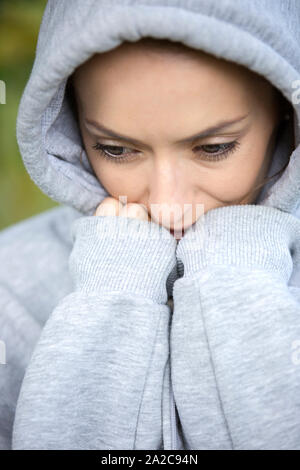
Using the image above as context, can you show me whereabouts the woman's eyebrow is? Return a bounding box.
[84,113,250,147]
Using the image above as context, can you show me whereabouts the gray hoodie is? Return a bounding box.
[1,0,300,450]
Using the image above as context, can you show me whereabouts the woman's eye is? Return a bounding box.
[194,141,241,161]
[92,143,136,163]
[91,141,241,164]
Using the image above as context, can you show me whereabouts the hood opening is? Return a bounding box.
[16,1,300,216]
[42,64,297,214]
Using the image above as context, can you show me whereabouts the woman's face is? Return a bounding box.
[72,41,281,234]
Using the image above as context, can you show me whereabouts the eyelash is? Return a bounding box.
[91,140,241,164]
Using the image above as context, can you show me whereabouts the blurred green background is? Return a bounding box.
[0,0,58,231]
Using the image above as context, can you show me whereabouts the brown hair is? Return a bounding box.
[241,89,294,202]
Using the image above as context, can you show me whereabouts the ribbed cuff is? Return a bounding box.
[176,205,300,283]
[69,215,177,303]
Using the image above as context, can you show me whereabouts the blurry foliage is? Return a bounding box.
[0,0,58,231]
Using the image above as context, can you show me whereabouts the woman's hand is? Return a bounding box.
[94,197,150,222]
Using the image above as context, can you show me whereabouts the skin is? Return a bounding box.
[71,40,283,238]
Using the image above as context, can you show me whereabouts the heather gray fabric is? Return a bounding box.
[0,0,299,450]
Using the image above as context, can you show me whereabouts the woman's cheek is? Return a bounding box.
[94,163,143,201]
[208,160,259,205]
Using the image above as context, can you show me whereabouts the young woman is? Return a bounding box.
[1,0,300,450]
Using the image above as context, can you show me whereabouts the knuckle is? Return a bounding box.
[126,203,146,218]
[95,197,119,216]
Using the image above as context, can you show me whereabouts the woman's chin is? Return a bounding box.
[170,228,185,239]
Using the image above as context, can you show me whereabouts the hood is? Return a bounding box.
[16,0,300,217]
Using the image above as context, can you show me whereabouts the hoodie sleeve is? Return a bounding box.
[0,285,42,450]
[172,204,300,450]
[11,215,177,450]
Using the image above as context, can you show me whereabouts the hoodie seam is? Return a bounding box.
[195,276,234,450]
[133,307,164,450]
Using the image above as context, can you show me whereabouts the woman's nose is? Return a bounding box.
[146,178,193,229]
[141,155,202,229]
